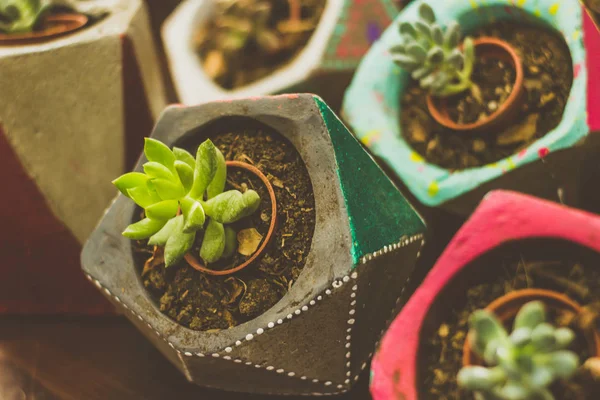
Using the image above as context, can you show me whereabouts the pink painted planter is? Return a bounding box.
[370,190,600,400]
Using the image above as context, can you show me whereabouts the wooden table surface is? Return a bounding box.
[0,316,371,400]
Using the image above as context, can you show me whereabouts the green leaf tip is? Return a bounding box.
[388,8,474,97]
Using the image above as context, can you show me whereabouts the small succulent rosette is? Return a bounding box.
[342,0,589,208]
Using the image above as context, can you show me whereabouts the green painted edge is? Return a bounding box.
[314,96,426,265]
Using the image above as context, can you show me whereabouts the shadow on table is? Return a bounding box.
[0,316,371,399]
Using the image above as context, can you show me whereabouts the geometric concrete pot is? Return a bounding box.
[343,0,599,216]
[0,0,166,314]
[81,94,426,395]
[162,0,399,111]
[370,190,600,400]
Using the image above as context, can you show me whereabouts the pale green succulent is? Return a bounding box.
[113,138,261,267]
[390,3,475,97]
[0,0,52,33]
[458,301,580,400]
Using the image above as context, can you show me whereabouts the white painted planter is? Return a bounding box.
[163,0,343,104]
[162,0,399,109]
[0,0,167,314]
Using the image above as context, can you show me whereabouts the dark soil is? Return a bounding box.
[421,255,600,399]
[401,21,573,170]
[445,57,516,125]
[195,0,326,90]
[134,128,316,331]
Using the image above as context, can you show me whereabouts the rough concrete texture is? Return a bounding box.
[0,0,166,314]
[82,95,427,394]
[0,0,166,244]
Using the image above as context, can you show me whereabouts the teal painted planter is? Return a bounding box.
[342,0,590,212]
[82,95,426,395]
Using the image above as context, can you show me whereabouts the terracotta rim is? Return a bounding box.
[184,161,277,276]
[463,288,600,366]
[0,13,88,45]
[426,37,525,133]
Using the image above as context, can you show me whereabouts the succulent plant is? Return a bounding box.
[458,301,580,400]
[0,0,51,33]
[113,138,261,267]
[0,0,111,33]
[390,3,475,97]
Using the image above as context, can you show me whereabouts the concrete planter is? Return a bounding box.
[162,0,398,111]
[371,190,600,400]
[81,94,426,395]
[343,0,600,216]
[0,0,167,314]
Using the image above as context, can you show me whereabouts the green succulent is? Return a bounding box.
[0,0,52,33]
[458,301,580,400]
[113,138,261,267]
[390,3,475,97]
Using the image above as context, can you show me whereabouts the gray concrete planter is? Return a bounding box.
[81,94,426,395]
[162,0,399,111]
[0,0,166,314]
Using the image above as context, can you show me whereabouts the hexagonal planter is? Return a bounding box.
[371,190,600,400]
[0,0,167,314]
[81,94,426,395]
[162,0,398,111]
[343,0,600,216]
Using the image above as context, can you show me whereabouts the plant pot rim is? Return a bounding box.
[370,191,600,400]
[342,0,591,208]
[161,0,347,104]
[184,160,278,276]
[462,288,600,366]
[425,37,525,133]
[0,13,88,46]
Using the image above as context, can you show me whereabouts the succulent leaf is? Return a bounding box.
[152,179,186,201]
[175,160,194,193]
[432,24,444,45]
[444,21,461,49]
[173,147,196,169]
[122,218,166,240]
[207,147,227,199]
[222,226,238,259]
[418,3,436,24]
[145,200,179,220]
[180,197,206,233]
[399,21,416,38]
[127,186,161,208]
[144,161,175,181]
[164,215,195,267]
[200,219,226,264]
[514,301,546,330]
[148,216,180,247]
[406,43,427,62]
[203,189,261,224]
[112,172,149,198]
[426,46,444,65]
[144,138,176,171]
[190,139,218,200]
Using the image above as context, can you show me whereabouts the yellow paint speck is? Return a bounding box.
[517,0,526,6]
[469,0,478,9]
[506,158,516,170]
[410,152,424,162]
[534,9,541,17]
[549,3,559,15]
[428,181,439,197]
[360,130,380,146]
[573,30,581,41]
